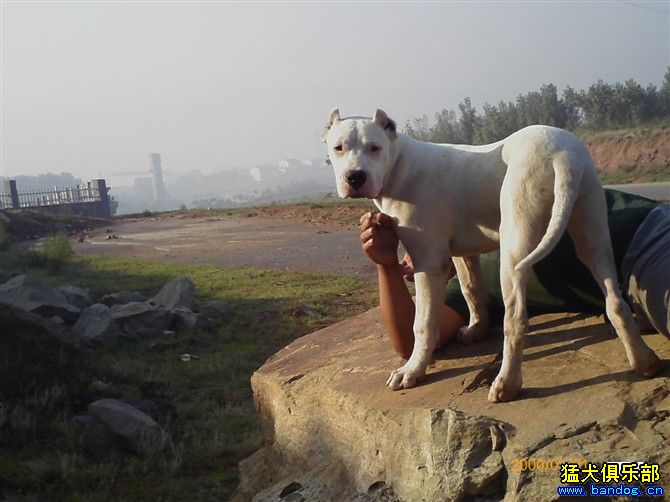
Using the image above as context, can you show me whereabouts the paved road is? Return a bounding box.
[74,215,377,279]
[606,182,670,201]
[75,183,668,279]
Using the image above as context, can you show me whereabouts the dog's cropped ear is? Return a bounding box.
[321,108,341,142]
[373,108,397,138]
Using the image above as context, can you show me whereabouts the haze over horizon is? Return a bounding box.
[1,1,668,180]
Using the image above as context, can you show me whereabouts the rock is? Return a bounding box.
[55,285,93,310]
[173,307,212,331]
[119,398,179,425]
[0,269,17,284]
[110,302,173,338]
[0,302,87,401]
[291,305,322,318]
[197,300,231,319]
[72,304,122,346]
[88,398,172,455]
[71,414,94,430]
[0,274,80,322]
[150,277,195,311]
[233,309,670,501]
[100,290,148,307]
[82,418,122,460]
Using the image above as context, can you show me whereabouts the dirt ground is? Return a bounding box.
[586,129,670,176]
[73,181,669,281]
[73,210,380,280]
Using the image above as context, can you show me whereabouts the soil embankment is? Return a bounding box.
[586,127,670,183]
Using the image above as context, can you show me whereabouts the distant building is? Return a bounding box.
[133,177,153,199]
[149,153,167,202]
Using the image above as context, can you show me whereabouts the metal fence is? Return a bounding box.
[0,183,103,209]
[1,179,112,218]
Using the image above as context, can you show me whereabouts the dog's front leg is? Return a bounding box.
[387,263,449,390]
[452,256,490,344]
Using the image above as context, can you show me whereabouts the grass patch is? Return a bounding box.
[123,197,375,226]
[0,252,378,500]
[575,119,670,142]
[27,232,74,272]
[599,164,670,185]
[0,222,10,251]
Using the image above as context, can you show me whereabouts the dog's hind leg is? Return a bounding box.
[489,241,533,403]
[489,172,551,402]
[567,179,661,377]
[453,256,490,344]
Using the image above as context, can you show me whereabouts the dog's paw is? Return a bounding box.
[488,373,523,403]
[386,364,425,390]
[632,350,663,378]
[457,323,489,345]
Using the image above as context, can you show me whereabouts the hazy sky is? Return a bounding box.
[1,1,668,181]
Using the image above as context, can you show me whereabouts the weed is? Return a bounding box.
[0,221,11,251]
[28,232,74,272]
[0,251,378,499]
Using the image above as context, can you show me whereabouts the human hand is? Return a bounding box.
[399,254,457,283]
[359,212,399,267]
[399,253,415,282]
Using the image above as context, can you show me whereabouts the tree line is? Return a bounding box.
[405,68,670,144]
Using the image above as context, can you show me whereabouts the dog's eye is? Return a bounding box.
[334,144,343,152]
[370,144,380,153]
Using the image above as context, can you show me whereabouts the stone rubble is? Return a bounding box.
[0,274,80,322]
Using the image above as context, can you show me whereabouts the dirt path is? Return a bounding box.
[73,182,667,280]
[73,214,378,280]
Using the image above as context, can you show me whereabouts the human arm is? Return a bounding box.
[359,212,466,358]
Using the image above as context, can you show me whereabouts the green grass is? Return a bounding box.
[0,251,378,500]
[599,163,670,185]
[123,196,374,222]
[0,222,10,251]
[27,232,74,272]
[574,118,670,142]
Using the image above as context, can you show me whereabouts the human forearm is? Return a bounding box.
[378,263,415,359]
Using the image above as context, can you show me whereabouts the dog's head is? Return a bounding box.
[322,108,398,199]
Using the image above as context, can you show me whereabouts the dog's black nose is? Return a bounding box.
[345,170,367,189]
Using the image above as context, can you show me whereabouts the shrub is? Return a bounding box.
[29,232,73,272]
[0,222,11,251]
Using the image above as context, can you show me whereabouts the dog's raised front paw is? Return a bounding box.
[386,363,425,391]
[457,323,489,344]
[488,373,523,403]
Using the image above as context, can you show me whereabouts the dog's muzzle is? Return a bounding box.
[345,170,367,190]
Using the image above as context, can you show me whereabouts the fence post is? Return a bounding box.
[4,180,20,208]
[93,179,112,218]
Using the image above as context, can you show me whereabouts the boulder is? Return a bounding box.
[0,269,17,284]
[197,300,231,319]
[119,398,179,425]
[55,285,93,310]
[0,274,80,322]
[72,304,122,346]
[101,290,148,307]
[110,302,173,338]
[150,277,195,311]
[82,417,123,460]
[173,307,212,331]
[88,398,172,455]
[233,309,670,502]
[0,302,87,401]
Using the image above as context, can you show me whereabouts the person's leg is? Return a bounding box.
[625,204,670,338]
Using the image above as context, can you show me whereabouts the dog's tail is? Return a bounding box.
[514,154,583,273]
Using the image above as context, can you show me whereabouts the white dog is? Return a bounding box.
[323,108,661,402]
